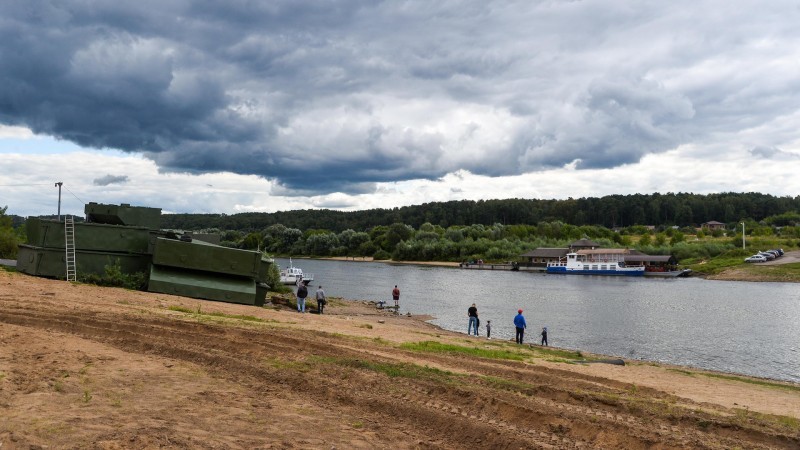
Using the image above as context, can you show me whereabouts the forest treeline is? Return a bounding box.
[4,193,800,263]
[161,192,800,233]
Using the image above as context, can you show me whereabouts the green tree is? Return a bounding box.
[384,223,414,252]
[669,231,685,246]
[0,206,20,259]
[240,232,261,250]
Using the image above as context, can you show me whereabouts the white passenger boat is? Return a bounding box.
[547,250,645,276]
[279,260,314,285]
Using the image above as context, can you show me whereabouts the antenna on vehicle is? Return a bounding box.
[55,181,63,221]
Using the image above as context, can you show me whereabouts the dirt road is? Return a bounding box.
[1,269,798,449]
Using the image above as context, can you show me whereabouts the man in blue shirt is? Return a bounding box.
[514,309,527,344]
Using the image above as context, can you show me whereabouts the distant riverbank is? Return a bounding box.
[308,254,800,282]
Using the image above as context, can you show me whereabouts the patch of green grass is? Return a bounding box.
[0,265,17,273]
[733,262,800,281]
[777,415,800,429]
[732,408,800,431]
[331,357,456,381]
[205,311,265,322]
[263,357,314,373]
[545,358,575,364]
[352,421,364,429]
[698,372,800,393]
[400,340,525,361]
[53,380,64,393]
[82,389,92,403]
[482,375,536,391]
[534,346,583,360]
[667,368,695,376]
[0,372,5,381]
[167,305,274,323]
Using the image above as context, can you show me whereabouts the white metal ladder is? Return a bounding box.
[64,215,77,281]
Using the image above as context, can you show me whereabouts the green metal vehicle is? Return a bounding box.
[17,202,272,306]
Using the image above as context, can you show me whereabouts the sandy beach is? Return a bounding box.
[1,269,798,449]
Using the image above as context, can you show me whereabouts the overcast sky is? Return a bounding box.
[2,1,799,218]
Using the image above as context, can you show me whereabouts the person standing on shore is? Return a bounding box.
[541,326,548,346]
[486,320,492,339]
[467,303,479,336]
[315,285,327,314]
[514,309,526,344]
[392,285,400,309]
[296,283,308,313]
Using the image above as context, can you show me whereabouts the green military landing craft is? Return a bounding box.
[17,202,272,306]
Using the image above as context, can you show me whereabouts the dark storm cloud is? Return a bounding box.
[2,1,799,194]
[93,174,130,186]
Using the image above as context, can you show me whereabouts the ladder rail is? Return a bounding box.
[64,215,77,282]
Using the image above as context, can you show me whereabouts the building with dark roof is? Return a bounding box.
[520,248,569,266]
[569,238,600,250]
[701,221,726,230]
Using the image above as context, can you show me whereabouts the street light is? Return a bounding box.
[55,182,63,222]
[741,222,745,249]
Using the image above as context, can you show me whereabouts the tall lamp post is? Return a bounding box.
[741,222,745,250]
[55,182,63,222]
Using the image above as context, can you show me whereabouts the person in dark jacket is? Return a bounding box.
[514,309,526,344]
[392,285,400,308]
[541,326,548,346]
[296,283,308,313]
[467,303,479,336]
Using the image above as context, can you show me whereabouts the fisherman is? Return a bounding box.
[541,326,548,346]
[514,309,527,344]
[392,285,400,308]
[467,303,479,336]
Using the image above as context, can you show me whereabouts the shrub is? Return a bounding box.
[373,249,391,260]
[79,261,148,290]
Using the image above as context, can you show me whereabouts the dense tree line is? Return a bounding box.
[220,217,800,263]
[160,192,800,233]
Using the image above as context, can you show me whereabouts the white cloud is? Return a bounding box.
[0,125,35,139]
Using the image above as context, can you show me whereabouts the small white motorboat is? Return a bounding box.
[279,259,314,285]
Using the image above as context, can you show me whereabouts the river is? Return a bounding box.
[277,258,800,383]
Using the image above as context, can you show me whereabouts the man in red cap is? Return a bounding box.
[513,309,527,344]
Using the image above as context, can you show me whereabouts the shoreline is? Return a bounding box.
[295,255,800,282]
[362,296,799,385]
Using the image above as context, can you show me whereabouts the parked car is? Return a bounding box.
[767,249,782,257]
[757,252,775,260]
[745,255,767,263]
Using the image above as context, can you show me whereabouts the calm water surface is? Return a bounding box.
[278,258,800,383]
